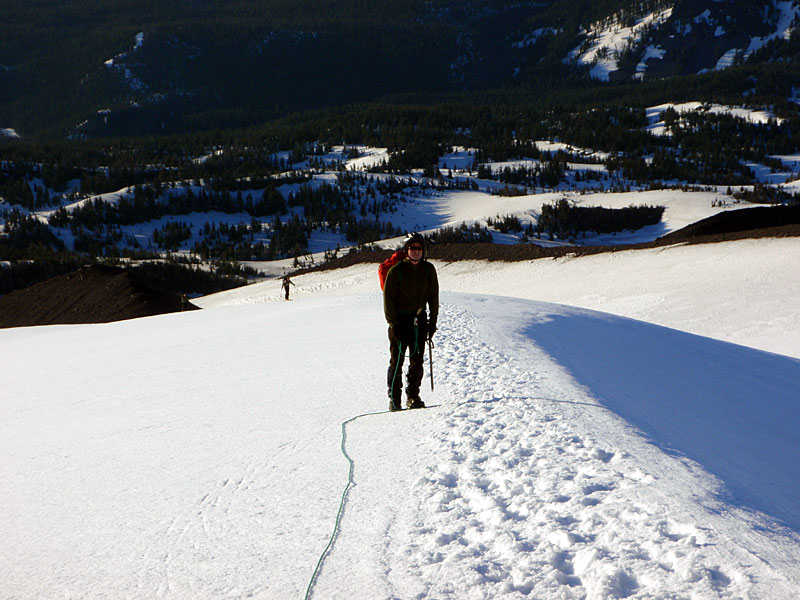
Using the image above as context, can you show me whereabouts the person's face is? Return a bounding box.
[407,244,423,262]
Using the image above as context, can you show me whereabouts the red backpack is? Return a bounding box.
[378,249,406,290]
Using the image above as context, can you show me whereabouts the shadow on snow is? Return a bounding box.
[525,310,800,533]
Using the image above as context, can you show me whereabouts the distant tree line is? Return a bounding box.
[0,255,85,295]
[732,184,800,205]
[1,211,66,257]
[537,198,665,240]
[48,184,288,231]
[428,222,493,244]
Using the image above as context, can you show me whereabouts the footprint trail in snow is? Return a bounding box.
[329,298,800,599]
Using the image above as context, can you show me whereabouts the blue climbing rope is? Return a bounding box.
[305,319,427,597]
[303,409,386,600]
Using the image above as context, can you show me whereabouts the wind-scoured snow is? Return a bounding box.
[3,229,800,598]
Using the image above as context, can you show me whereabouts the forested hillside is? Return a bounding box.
[2,96,798,285]
[2,0,799,138]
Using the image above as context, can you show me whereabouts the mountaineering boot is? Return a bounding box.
[406,397,425,409]
[389,399,402,412]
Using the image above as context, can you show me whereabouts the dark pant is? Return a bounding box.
[387,314,427,406]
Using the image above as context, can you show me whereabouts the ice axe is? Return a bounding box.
[428,338,435,392]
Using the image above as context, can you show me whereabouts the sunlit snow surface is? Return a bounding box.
[3,234,800,598]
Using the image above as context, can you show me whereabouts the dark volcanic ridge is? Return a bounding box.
[0,264,197,329]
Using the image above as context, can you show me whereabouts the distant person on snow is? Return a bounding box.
[383,232,439,411]
[281,275,295,300]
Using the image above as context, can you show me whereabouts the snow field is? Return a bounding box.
[3,235,800,598]
[1,301,387,598]
[201,237,800,360]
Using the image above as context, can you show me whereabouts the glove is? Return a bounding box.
[427,325,436,341]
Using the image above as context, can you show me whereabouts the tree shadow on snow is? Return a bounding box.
[524,311,800,533]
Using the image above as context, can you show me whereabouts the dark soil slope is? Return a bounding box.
[0,265,196,329]
[657,205,800,243]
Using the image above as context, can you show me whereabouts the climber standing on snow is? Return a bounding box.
[281,275,295,300]
[383,232,439,411]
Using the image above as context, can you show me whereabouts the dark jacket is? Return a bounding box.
[383,258,439,330]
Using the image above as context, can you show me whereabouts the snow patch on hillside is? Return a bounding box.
[635,45,666,80]
[710,1,800,71]
[744,0,800,58]
[714,48,740,70]
[343,146,390,170]
[571,1,800,79]
[568,8,673,80]
[104,32,148,93]
[646,101,781,136]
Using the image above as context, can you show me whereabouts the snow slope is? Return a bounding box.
[201,237,800,361]
[3,233,800,598]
